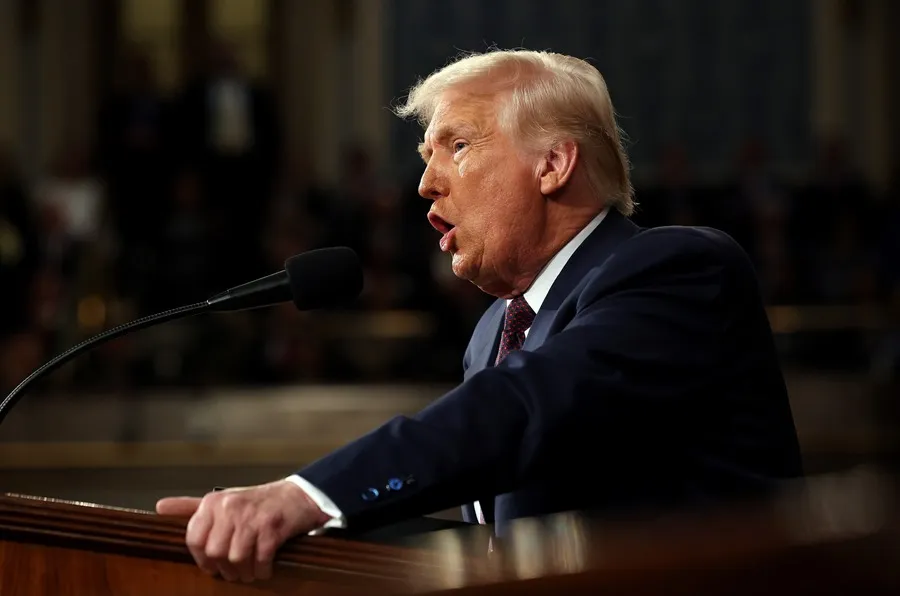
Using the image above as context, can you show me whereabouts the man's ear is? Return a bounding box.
[538,140,579,195]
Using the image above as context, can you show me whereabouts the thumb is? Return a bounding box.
[156,496,202,517]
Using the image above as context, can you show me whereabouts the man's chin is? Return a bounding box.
[450,251,480,285]
[451,255,500,296]
[450,253,475,281]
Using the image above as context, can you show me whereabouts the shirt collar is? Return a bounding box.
[508,208,608,313]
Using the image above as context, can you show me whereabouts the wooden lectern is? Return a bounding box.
[0,493,452,595]
[4,467,900,595]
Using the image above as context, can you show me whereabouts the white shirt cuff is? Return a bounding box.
[284,475,347,535]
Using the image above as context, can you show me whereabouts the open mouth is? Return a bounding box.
[427,211,455,235]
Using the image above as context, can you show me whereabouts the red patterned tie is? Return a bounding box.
[495,295,536,365]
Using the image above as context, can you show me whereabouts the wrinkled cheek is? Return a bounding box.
[483,222,508,254]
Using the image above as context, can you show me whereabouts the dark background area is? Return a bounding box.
[0,0,897,510]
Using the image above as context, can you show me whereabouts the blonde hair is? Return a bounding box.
[394,49,634,216]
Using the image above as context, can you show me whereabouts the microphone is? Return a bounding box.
[0,247,363,427]
[207,246,363,312]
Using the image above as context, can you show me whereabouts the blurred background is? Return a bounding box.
[0,0,897,511]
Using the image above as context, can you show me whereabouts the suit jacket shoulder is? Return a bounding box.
[578,224,762,303]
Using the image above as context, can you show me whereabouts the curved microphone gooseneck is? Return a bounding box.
[0,246,364,431]
[0,301,211,427]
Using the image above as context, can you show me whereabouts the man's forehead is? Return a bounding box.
[424,92,495,139]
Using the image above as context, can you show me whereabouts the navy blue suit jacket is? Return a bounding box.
[298,211,803,535]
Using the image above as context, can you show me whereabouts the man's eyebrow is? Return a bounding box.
[417,123,479,162]
[434,123,479,142]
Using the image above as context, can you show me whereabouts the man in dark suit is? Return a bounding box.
[157,49,803,583]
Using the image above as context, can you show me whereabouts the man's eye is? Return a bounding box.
[453,142,468,153]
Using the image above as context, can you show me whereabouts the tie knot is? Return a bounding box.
[495,295,535,365]
[504,295,535,336]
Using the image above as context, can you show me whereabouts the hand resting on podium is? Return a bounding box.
[156,480,331,583]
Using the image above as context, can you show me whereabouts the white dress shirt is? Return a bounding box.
[289,208,609,532]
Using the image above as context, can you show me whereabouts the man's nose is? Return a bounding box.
[418,163,448,201]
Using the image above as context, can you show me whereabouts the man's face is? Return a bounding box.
[418,87,546,297]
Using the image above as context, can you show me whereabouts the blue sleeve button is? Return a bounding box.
[387,478,404,491]
[361,487,379,501]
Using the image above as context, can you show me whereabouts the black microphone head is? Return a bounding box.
[285,247,363,310]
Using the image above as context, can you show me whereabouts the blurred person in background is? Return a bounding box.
[636,143,697,228]
[157,49,803,583]
[98,49,173,316]
[725,140,798,305]
[871,163,900,417]
[879,165,900,303]
[33,146,106,281]
[31,146,111,390]
[153,171,215,310]
[175,39,280,290]
[0,149,39,331]
[794,136,878,304]
[0,149,44,394]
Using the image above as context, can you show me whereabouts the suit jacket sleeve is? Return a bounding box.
[296,227,773,532]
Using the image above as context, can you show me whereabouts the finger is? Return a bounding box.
[157,496,203,517]
[185,509,216,575]
[254,534,278,581]
[206,518,239,582]
[229,525,257,583]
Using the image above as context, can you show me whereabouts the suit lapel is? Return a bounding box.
[464,300,505,379]
[522,210,639,350]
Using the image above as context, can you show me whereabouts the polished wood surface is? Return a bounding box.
[0,492,450,595]
[402,466,900,594]
[3,466,900,595]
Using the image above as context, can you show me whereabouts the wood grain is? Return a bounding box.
[3,466,900,596]
[0,493,452,595]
